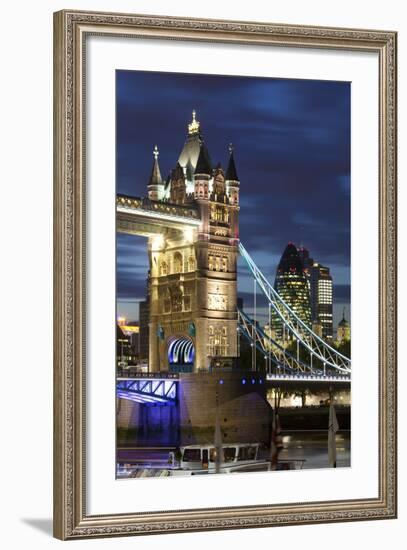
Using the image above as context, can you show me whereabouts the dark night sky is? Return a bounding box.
[116,70,350,330]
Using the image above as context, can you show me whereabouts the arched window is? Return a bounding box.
[173,252,183,274]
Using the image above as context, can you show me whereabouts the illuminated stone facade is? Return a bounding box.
[148,112,240,372]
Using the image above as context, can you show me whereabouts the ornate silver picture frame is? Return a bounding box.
[53,9,397,540]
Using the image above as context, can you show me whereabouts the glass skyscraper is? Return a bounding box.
[298,247,333,340]
[273,243,312,341]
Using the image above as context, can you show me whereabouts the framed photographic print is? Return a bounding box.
[53,10,397,540]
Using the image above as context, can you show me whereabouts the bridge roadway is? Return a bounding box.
[117,370,350,404]
[117,370,350,383]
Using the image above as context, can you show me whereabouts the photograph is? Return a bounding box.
[51,8,397,539]
[115,70,352,478]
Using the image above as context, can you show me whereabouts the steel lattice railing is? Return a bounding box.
[239,242,351,374]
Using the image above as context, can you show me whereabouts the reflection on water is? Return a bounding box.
[278,431,350,469]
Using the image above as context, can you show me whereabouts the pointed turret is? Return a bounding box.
[338,308,350,328]
[337,307,351,343]
[194,144,211,200]
[225,144,240,206]
[226,144,239,182]
[147,145,164,200]
[149,145,162,185]
[194,144,212,176]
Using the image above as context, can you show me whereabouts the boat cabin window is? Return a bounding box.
[182,449,201,462]
[237,446,257,461]
[208,447,236,462]
[224,447,236,462]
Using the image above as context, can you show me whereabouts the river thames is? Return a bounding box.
[117,429,350,477]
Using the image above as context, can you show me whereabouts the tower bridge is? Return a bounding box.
[116,111,351,386]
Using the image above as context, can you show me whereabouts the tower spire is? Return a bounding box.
[148,144,162,186]
[147,144,164,200]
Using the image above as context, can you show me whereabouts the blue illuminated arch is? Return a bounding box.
[167,337,195,372]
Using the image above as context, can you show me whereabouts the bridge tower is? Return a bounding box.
[148,111,240,372]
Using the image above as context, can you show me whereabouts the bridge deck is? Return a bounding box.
[117,195,201,235]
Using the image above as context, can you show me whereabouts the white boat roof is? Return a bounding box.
[180,443,260,449]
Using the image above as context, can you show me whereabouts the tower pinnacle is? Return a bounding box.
[188,109,200,135]
[147,144,163,197]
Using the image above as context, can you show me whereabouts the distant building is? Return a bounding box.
[273,243,312,341]
[116,325,137,366]
[298,247,333,341]
[139,301,149,360]
[311,320,323,338]
[336,309,351,343]
[139,271,151,361]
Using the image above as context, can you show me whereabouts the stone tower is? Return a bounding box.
[148,111,240,372]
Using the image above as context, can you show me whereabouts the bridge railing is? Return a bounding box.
[117,194,200,220]
[117,368,179,380]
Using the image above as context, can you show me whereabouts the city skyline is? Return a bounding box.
[116,70,350,330]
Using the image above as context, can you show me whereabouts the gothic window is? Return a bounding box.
[213,175,226,196]
[163,288,171,313]
[207,326,228,356]
[187,256,195,272]
[208,254,228,272]
[183,295,191,311]
[159,260,168,276]
[173,252,183,274]
[210,205,229,223]
[171,286,183,312]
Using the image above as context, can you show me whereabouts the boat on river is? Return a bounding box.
[178,442,270,473]
[116,442,305,478]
